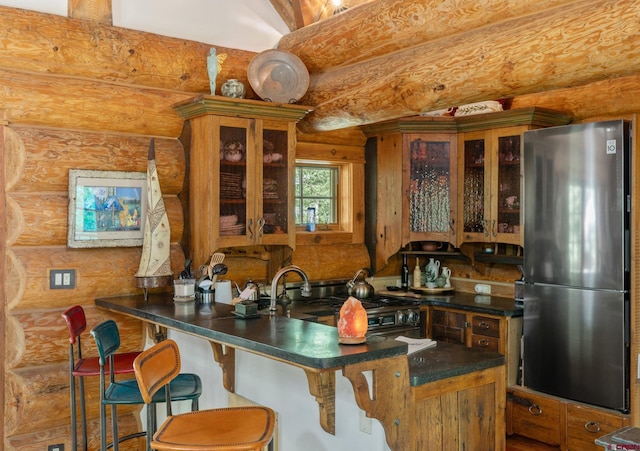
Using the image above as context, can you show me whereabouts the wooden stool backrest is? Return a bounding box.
[133,339,182,405]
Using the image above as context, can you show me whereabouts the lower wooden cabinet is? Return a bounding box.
[427,306,522,385]
[507,387,563,446]
[566,403,627,451]
[507,386,629,450]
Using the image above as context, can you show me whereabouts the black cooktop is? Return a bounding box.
[302,295,420,312]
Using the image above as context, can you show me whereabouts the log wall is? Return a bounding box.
[2,2,640,450]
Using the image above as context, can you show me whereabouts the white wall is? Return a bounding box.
[0,0,288,52]
[169,330,392,451]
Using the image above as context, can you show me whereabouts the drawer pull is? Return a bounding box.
[584,421,601,433]
[478,321,491,329]
[528,404,543,416]
[478,339,490,347]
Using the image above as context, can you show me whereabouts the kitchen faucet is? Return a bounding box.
[270,265,312,315]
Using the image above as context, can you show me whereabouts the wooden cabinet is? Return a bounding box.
[174,95,311,268]
[470,315,500,352]
[507,386,630,450]
[403,132,458,246]
[427,306,522,386]
[361,108,571,271]
[566,403,627,451]
[458,125,527,246]
[456,109,571,246]
[507,387,564,446]
[431,309,466,344]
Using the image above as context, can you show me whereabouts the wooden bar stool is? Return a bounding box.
[134,339,275,451]
[61,305,141,451]
[91,320,203,451]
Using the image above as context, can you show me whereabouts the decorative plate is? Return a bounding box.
[248,49,309,104]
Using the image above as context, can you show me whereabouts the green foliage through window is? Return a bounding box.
[294,165,338,225]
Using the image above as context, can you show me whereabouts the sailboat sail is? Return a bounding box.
[136,138,172,278]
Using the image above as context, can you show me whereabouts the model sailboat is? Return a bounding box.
[135,138,173,297]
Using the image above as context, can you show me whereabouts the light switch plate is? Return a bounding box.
[50,269,76,289]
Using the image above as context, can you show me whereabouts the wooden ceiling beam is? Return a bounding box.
[269,0,298,31]
[291,0,640,132]
[278,0,581,73]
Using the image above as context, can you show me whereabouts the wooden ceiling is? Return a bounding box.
[269,0,374,31]
[265,0,640,133]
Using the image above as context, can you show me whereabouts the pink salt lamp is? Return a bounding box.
[337,296,368,344]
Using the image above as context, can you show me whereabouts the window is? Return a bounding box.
[294,164,339,226]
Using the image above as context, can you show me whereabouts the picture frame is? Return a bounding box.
[67,169,147,248]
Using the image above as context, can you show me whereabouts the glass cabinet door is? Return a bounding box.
[219,124,249,240]
[261,126,290,242]
[461,134,488,242]
[495,133,522,243]
[405,133,457,245]
[459,126,525,245]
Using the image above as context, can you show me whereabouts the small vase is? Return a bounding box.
[425,258,440,283]
[221,79,246,98]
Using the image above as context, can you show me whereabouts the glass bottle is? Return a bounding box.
[401,254,409,291]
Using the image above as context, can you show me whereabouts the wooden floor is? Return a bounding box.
[506,434,561,450]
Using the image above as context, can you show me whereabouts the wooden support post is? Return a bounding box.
[342,355,413,451]
[303,369,336,434]
[209,342,236,393]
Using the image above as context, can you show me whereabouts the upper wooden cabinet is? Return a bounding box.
[404,132,458,246]
[174,95,311,268]
[361,108,571,271]
[459,125,527,246]
[456,109,572,246]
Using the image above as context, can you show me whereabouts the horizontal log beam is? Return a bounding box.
[0,5,254,93]
[295,0,640,132]
[278,0,577,72]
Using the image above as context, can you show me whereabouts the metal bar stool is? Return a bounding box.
[62,305,141,451]
[134,339,275,451]
[91,320,203,451]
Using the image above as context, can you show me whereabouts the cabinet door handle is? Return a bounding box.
[257,217,265,238]
[482,219,489,237]
[528,404,543,416]
[491,219,497,237]
[449,219,455,233]
[247,218,254,239]
[584,421,601,433]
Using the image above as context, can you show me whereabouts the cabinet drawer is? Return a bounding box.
[509,390,562,446]
[566,403,627,451]
[471,316,500,338]
[471,334,499,352]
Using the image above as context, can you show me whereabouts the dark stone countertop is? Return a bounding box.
[96,292,505,383]
[378,289,522,317]
[408,341,505,386]
[96,292,407,370]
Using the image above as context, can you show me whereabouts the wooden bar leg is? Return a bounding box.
[342,355,413,451]
[303,369,336,434]
[209,342,236,393]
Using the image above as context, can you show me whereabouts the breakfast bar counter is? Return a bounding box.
[96,292,506,451]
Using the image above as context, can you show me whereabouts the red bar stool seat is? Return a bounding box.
[62,305,140,451]
[134,339,275,451]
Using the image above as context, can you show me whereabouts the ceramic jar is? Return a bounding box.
[221,79,246,98]
[425,258,440,284]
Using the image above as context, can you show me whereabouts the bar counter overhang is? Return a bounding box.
[96,292,506,451]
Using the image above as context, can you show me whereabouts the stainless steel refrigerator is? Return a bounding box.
[522,120,631,412]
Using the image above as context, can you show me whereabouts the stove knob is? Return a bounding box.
[407,309,420,324]
[396,310,407,324]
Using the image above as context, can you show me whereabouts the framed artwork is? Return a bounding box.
[67,169,147,248]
